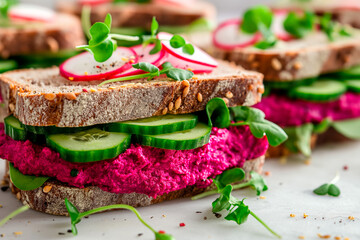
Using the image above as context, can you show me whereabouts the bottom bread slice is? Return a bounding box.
[266,127,350,158]
[4,156,264,216]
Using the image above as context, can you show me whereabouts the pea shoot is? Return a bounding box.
[0,205,30,227]
[313,172,341,197]
[65,199,175,239]
[0,0,17,19]
[192,168,281,239]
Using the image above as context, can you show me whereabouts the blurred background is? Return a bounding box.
[20,0,273,20]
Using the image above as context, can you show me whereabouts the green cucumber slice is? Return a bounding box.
[345,79,360,93]
[332,118,360,140]
[0,60,18,73]
[4,115,26,141]
[9,163,50,191]
[107,114,198,135]
[289,80,347,102]
[23,124,91,135]
[265,78,316,90]
[134,122,211,150]
[338,65,360,79]
[46,128,131,163]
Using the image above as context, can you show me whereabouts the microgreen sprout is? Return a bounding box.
[313,172,341,197]
[65,199,175,239]
[98,61,193,86]
[0,205,30,227]
[143,17,195,55]
[191,168,281,238]
[0,0,17,19]
[76,13,139,62]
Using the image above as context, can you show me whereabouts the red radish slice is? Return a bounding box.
[272,10,294,41]
[60,47,138,82]
[9,4,56,22]
[153,0,194,8]
[158,32,218,73]
[79,0,112,6]
[212,19,262,50]
[113,44,168,78]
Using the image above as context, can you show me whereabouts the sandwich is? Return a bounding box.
[275,0,360,29]
[0,15,287,217]
[212,5,360,157]
[0,1,84,72]
[56,0,216,48]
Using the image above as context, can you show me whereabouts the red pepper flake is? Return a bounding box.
[82,89,88,92]
[179,223,185,227]
[158,230,166,234]
[343,165,348,170]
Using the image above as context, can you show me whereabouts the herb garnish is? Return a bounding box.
[192,168,281,238]
[0,0,17,19]
[313,173,341,197]
[241,5,277,49]
[65,199,175,239]
[98,61,193,86]
[76,14,140,62]
[319,13,352,41]
[192,169,268,200]
[284,11,315,38]
[0,205,30,227]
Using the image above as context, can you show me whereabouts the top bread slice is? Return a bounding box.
[0,60,263,127]
[212,32,360,81]
[0,13,85,59]
[57,0,216,30]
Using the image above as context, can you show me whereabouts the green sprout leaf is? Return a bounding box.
[213,168,245,189]
[319,13,335,41]
[284,11,315,38]
[64,199,176,239]
[284,123,313,156]
[133,62,159,73]
[230,106,288,146]
[182,43,195,55]
[248,171,268,195]
[224,200,250,224]
[205,98,230,128]
[0,205,30,227]
[170,35,186,48]
[313,173,341,197]
[150,39,162,55]
[0,0,17,19]
[328,184,341,197]
[212,185,233,212]
[9,163,50,191]
[163,68,193,81]
[151,16,159,37]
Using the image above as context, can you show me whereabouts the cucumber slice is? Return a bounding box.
[0,60,18,73]
[338,65,360,79]
[289,80,347,102]
[134,122,211,150]
[46,128,131,163]
[345,79,360,93]
[23,124,92,135]
[107,114,198,135]
[4,115,26,141]
[265,78,316,89]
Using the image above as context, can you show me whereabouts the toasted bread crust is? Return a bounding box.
[6,156,264,216]
[57,1,215,29]
[213,33,360,81]
[0,13,84,58]
[0,61,263,127]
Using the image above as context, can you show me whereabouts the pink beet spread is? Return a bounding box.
[0,124,268,198]
[254,92,360,127]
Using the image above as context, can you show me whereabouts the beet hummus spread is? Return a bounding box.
[255,92,360,127]
[0,124,268,198]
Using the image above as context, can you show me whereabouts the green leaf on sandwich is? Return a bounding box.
[332,118,360,140]
[283,123,313,157]
[284,11,315,38]
[0,0,17,19]
[230,106,288,147]
[9,163,50,191]
[206,98,230,128]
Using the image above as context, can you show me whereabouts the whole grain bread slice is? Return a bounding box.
[0,60,264,127]
[0,13,85,59]
[212,32,360,81]
[5,156,264,216]
[57,1,216,30]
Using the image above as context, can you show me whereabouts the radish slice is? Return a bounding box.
[158,32,218,73]
[79,0,112,6]
[272,10,294,41]
[212,19,262,50]
[153,0,194,8]
[113,44,168,78]
[8,4,56,22]
[60,47,138,81]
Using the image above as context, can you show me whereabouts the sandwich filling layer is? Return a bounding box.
[0,124,268,198]
[254,92,360,127]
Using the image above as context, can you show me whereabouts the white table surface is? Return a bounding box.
[0,141,360,240]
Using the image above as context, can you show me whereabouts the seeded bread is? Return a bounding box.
[212,32,360,81]
[57,0,216,30]
[266,127,349,158]
[0,13,85,59]
[0,60,264,127]
[4,156,264,216]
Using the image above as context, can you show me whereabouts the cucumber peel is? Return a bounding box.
[4,115,26,141]
[0,60,18,73]
[345,79,360,93]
